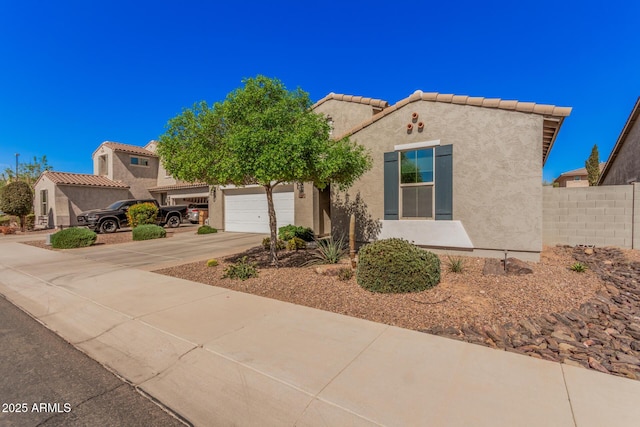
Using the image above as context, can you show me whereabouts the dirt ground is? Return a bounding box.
[155,245,606,331]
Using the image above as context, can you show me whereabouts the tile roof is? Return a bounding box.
[556,162,606,179]
[598,97,640,184]
[93,141,157,157]
[148,183,209,192]
[332,90,572,165]
[313,93,389,110]
[38,171,130,188]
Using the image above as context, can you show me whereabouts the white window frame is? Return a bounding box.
[398,147,435,220]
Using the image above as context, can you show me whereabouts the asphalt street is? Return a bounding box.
[0,295,187,427]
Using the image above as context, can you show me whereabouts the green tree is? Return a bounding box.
[158,75,372,264]
[1,155,52,189]
[0,181,34,231]
[585,144,600,186]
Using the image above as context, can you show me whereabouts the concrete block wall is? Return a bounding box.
[542,184,638,248]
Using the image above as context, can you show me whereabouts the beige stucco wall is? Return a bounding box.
[110,151,158,199]
[313,99,380,137]
[601,117,640,185]
[34,177,130,227]
[331,100,544,254]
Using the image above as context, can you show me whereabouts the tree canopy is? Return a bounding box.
[1,155,52,189]
[0,181,33,230]
[158,75,372,263]
[585,144,600,186]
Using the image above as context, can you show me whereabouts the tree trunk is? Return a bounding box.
[265,185,279,266]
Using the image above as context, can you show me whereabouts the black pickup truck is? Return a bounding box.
[77,199,187,233]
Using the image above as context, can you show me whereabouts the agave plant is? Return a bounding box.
[306,236,347,265]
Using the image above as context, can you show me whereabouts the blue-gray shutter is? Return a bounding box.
[383,152,399,220]
[435,144,453,220]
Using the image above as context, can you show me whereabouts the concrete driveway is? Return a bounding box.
[61,231,265,270]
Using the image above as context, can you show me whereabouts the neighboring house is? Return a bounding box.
[599,97,640,185]
[554,163,605,187]
[34,140,209,228]
[209,90,571,261]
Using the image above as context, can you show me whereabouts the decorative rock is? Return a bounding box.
[559,343,576,352]
[616,352,640,365]
[505,258,534,275]
[482,258,505,276]
[588,357,609,374]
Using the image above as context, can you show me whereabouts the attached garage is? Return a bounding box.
[224,185,295,233]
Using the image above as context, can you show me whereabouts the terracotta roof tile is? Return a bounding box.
[312,93,389,110]
[148,183,209,192]
[39,171,130,188]
[332,90,572,165]
[93,141,157,158]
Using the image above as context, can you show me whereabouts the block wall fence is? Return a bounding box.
[542,183,640,249]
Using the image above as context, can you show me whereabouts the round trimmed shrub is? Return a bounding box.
[197,225,218,234]
[356,238,440,293]
[133,224,166,241]
[51,227,97,249]
[278,225,314,242]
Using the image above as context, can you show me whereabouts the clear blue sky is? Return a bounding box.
[1,0,638,182]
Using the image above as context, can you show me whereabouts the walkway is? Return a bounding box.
[1,236,639,426]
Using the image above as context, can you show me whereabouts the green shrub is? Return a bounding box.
[207,259,219,267]
[0,215,10,226]
[278,225,314,242]
[286,237,307,251]
[223,256,258,280]
[25,214,35,231]
[357,238,440,293]
[197,225,218,234]
[132,224,166,241]
[51,227,97,249]
[262,237,286,250]
[126,203,159,228]
[446,255,465,273]
[337,267,353,281]
[570,262,587,273]
[307,237,346,265]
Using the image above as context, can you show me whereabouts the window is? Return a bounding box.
[574,176,581,181]
[400,148,434,218]
[40,189,48,215]
[130,156,149,166]
[98,155,108,176]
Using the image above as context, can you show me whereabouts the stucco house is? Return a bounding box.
[599,97,640,185]
[208,90,571,261]
[554,163,605,187]
[34,141,209,228]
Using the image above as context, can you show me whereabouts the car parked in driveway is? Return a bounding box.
[77,199,188,233]
[186,203,208,224]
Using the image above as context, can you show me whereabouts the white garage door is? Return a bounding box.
[224,190,294,233]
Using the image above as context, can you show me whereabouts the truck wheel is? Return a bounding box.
[166,215,181,228]
[100,219,118,234]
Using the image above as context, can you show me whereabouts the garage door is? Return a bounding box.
[224,190,294,233]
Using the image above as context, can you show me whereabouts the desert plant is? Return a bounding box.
[286,237,307,251]
[278,225,314,242]
[197,225,218,234]
[357,238,440,293]
[570,262,587,273]
[446,255,465,273]
[223,256,258,280]
[337,267,353,281]
[262,237,286,250]
[50,227,97,249]
[308,236,346,265]
[126,202,159,228]
[132,224,166,241]
[207,259,219,267]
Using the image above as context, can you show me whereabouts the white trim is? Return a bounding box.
[378,220,473,249]
[394,139,441,152]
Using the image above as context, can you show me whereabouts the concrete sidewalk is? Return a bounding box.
[1,242,639,426]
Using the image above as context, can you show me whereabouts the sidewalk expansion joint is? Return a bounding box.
[560,364,579,427]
